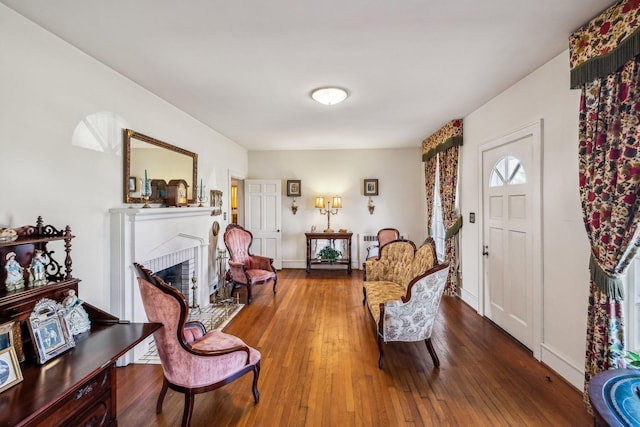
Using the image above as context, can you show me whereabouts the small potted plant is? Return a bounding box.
[318,246,341,263]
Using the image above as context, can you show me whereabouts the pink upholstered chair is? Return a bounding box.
[223,224,277,304]
[365,228,401,260]
[134,263,261,427]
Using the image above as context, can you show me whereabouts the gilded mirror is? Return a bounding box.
[123,129,198,204]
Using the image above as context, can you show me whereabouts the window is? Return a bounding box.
[431,159,445,259]
[489,156,527,187]
[626,254,640,354]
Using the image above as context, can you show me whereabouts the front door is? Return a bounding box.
[244,179,282,269]
[481,122,541,353]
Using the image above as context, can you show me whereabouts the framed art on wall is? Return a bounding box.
[287,180,301,197]
[364,179,379,196]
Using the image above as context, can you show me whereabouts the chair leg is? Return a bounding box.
[252,361,261,403]
[362,287,367,305]
[246,284,253,305]
[156,378,169,414]
[378,335,385,369]
[182,390,195,427]
[272,277,277,294]
[425,338,440,368]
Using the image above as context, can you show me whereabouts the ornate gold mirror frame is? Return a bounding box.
[123,129,198,205]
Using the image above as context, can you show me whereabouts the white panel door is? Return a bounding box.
[244,179,282,269]
[482,134,534,350]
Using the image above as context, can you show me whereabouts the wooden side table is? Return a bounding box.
[305,232,352,274]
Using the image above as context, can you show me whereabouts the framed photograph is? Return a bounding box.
[129,176,138,192]
[364,179,379,196]
[210,190,223,216]
[28,298,75,364]
[287,180,301,197]
[0,347,22,394]
[0,321,23,363]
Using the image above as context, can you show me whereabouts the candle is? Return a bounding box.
[199,179,203,199]
[144,169,149,196]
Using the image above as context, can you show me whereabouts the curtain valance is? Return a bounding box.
[421,119,463,162]
[569,0,640,89]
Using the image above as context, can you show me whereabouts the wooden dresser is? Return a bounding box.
[0,216,160,426]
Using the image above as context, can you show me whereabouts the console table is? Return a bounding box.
[305,232,353,274]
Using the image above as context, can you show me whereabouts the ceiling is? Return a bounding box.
[1,0,613,151]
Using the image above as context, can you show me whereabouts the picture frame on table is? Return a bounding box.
[0,321,23,363]
[28,298,75,364]
[363,179,379,196]
[287,180,301,197]
[129,176,138,192]
[0,347,23,394]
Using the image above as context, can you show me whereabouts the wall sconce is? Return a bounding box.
[368,197,375,214]
[315,195,342,232]
[287,180,301,215]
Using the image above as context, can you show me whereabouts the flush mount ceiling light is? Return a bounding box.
[310,87,349,105]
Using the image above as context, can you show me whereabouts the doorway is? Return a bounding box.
[479,120,543,360]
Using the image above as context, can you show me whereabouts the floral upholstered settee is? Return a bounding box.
[362,238,449,368]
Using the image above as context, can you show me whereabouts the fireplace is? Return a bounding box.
[110,206,218,364]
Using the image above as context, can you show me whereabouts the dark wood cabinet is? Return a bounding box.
[0,216,161,426]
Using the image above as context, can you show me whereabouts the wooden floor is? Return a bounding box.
[116,269,592,426]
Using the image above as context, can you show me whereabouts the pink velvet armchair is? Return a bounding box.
[223,224,277,304]
[134,263,261,427]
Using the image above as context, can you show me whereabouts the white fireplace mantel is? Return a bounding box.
[110,206,217,321]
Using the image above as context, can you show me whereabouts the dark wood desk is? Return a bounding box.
[588,368,640,427]
[0,320,161,427]
[305,232,353,274]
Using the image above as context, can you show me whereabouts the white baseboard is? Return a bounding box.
[540,343,584,391]
[460,288,479,312]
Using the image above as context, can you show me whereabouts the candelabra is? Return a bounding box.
[140,176,151,208]
[315,196,342,233]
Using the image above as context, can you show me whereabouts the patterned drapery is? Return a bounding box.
[579,53,640,406]
[570,0,640,89]
[571,0,640,407]
[422,119,463,162]
[439,145,460,295]
[424,157,437,235]
[422,119,463,295]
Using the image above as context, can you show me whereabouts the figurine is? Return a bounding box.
[29,250,49,287]
[4,252,25,291]
[62,290,91,335]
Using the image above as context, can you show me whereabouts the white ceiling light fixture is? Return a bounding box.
[310,87,349,105]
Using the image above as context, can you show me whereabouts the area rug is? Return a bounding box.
[135,302,244,364]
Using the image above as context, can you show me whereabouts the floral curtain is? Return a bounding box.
[570,0,640,408]
[424,157,437,234]
[439,145,461,295]
[422,119,463,295]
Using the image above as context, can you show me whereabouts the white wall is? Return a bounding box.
[460,51,590,389]
[248,148,427,268]
[0,5,248,311]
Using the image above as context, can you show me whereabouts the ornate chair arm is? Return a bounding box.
[249,255,275,271]
[228,260,249,280]
[186,343,252,365]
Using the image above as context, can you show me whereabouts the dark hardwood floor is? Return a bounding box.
[116,269,592,426]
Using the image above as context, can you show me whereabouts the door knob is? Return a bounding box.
[482,245,489,256]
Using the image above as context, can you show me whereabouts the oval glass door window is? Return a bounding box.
[489,156,527,187]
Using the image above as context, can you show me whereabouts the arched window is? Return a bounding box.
[489,156,527,187]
